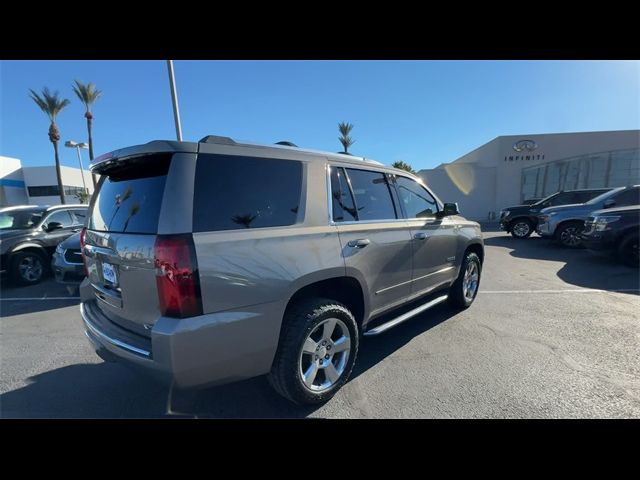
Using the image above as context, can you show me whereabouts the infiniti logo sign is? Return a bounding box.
[513,140,538,152]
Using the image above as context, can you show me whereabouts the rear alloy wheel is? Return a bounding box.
[510,219,533,239]
[11,251,46,285]
[268,298,359,405]
[556,222,584,248]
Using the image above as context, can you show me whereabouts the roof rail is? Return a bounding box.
[199,135,237,145]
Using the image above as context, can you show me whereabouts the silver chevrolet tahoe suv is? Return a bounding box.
[79,136,484,405]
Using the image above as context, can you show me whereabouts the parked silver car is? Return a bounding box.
[79,136,484,404]
[52,232,85,294]
[537,185,640,247]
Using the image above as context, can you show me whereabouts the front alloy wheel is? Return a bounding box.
[557,223,584,248]
[12,251,46,285]
[511,220,533,239]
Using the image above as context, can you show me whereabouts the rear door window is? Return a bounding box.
[548,192,573,206]
[330,166,358,222]
[71,209,88,226]
[193,154,303,232]
[344,168,397,221]
[44,210,74,229]
[88,154,171,234]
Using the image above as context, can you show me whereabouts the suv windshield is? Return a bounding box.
[0,209,44,230]
[585,187,625,205]
[532,192,560,207]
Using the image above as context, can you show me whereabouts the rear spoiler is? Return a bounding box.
[90,140,199,173]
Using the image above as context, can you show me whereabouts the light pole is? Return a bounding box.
[166,60,183,141]
[65,140,89,193]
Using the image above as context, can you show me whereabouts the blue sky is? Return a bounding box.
[1,60,638,171]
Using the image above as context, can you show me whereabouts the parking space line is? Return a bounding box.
[479,289,639,294]
[0,297,80,301]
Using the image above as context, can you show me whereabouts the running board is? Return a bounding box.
[363,294,449,336]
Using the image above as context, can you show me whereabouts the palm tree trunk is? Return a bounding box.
[53,141,66,204]
[86,116,98,188]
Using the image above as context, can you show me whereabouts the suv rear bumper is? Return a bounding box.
[80,298,283,389]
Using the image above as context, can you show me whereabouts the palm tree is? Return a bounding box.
[28,88,70,204]
[391,160,416,174]
[72,80,102,187]
[338,122,355,154]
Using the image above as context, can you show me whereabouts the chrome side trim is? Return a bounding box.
[375,266,455,295]
[80,303,151,357]
[363,294,449,336]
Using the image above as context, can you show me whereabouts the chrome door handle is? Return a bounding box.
[348,238,370,248]
[414,233,427,240]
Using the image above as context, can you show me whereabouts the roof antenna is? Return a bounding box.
[275,141,298,147]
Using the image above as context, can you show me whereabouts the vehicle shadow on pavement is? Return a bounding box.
[483,235,640,294]
[0,361,321,419]
[352,303,455,381]
[0,306,458,419]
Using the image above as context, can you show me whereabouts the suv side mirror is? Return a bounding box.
[603,198,616,209]
[45,221,63,232]
[437,202,459,218]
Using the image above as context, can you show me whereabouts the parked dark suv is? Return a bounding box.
[79,137,484,405]
[0,204,88,285]
[499,189,610,238]
[581,205,640,267]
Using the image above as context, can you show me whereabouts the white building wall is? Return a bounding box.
[22,165,94,205]
[0,156,29,206]
[419,130,640,221]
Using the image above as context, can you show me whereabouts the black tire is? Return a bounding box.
[10,251,47,285]
[268,298,359,405]
[555,221,584,248]
[617,234,640,268]
[448,251,482,309]
[510,219,534,239]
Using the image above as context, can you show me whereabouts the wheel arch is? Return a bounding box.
[284,272,368,329]
[464,241,484,265]
[8,242,48,259]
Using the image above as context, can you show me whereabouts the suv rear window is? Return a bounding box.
[193,154,303,232]
[88,154,172,234]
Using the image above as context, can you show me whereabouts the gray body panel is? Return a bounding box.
[80,138,484,389]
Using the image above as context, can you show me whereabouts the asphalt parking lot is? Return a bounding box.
[1,229,639,418]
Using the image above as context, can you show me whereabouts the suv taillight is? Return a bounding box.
[79,227,88,275]
[154,234,203,318]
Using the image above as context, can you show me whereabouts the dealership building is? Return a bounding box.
[418,129,640,221]
[0,155,94,207]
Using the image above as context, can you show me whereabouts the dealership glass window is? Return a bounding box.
[28,185,87,197]
[587,155,608,188]
[544,163,563,196]
[521,168,538,201]
[521,149,640,202]
[28,185,60,197]
[563,159,581,190]
[344,168,397,221]
[609,150,640,187]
